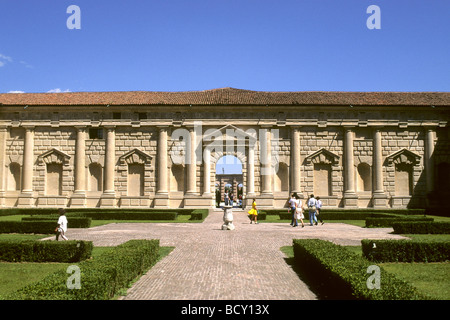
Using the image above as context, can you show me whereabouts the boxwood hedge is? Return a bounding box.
[293,239,428,300]
[6,239,160,300]
[392,221,450,234]
[21,216,92,228]
[0,221,57,234]
[361,239,450,263]
[0,240,93,263]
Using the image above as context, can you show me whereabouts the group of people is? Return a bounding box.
[288,193,324,227]
[218,191,243,208]
[247,194,324,227]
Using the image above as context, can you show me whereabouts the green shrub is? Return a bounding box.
[0,240,93,263]
[7,239,160,300]
[67,210,177,220]
[392,222,450,234]
[189,209,209,220]
[0,221,56,234]
[361,239,450,263]
[21,216,92,228]
[365,217,434,228]
[293,239,427,300]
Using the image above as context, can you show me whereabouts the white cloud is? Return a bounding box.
[0,54,12,67]
[47,88,71,93]
[7,90,25,93]
[0,54,12,62]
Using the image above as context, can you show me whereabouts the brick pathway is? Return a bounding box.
[62,209,408,300]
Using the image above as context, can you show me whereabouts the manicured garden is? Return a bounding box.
[281,210,450,300]
[0,207,448,300]
[0,208,195,300]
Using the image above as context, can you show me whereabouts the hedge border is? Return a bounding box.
[361,239,450,263]
[6,239,160,300]
[0,240,93,263]
[392,221,450,234]
[293,239,428,300]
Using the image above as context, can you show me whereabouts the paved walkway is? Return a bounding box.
[62,209,408,300]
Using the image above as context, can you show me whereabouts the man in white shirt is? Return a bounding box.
[55,208,68,241]
[307,194,318,226]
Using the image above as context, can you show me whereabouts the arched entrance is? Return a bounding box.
[215,155,244,208]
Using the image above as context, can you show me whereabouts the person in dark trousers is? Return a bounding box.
[316,196,324,225]
[215,189,221,207]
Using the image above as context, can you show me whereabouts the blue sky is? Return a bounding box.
[0,0,449,94]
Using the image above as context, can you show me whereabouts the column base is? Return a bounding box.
[183,193,214,208]
[70,192,87,208]
[372,192,388,208]
[100,192,117,208]
[254,193,274,208]
[343,192,358,208]
[17,192,35,207]
[154,193,170,208]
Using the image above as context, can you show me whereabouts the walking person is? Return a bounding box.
[295,194,305,228]
[288,193,298,226]
[224,191,229,206]
[316,196,324,225]
[307,194,318,226]
[215,189,221,208]
[248,198,258,224]
[55,208,68,241]
[229,193,234,207]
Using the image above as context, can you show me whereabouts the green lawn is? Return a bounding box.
[0,244,174,299]
[283,243,449,300]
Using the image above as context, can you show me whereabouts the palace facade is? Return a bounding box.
[0,88,448,209]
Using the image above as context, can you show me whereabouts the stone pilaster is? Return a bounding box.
[372,127,387,207]
[0,127,7,207]
[343,127,358,207]
[71,126,87,207]
[154,126,169,208]
[291,126,301,196]
[425,128,436,194]
[100,126,116,207]
[18,126,35,207]
[186,127,197,194]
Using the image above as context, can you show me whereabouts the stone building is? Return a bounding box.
[0,88,448,209]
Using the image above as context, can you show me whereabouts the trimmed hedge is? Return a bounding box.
[67,210,178,220]
[293,239,428,300]
[361,239,450,263]
[189,209,209,221]
[365,217,434,228]
[7,239,160,300]
[0,221,57,234]
[392,221,450,234]
[0,240,93,263]
[21,216,92,228]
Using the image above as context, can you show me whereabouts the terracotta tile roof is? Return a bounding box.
[0,87,448,107]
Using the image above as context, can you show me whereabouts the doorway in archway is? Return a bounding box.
[215,155,243,208]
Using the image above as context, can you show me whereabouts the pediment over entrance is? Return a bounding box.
[38,148,71,165]
[119,148,152,165]
[202,124,257,143]
[305,148,340,165]
[386,148,421,166]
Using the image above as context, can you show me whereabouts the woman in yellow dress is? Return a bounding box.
[248,199,258,224]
